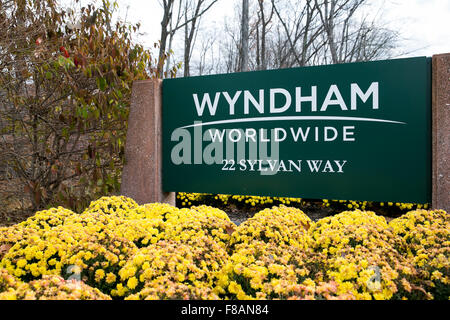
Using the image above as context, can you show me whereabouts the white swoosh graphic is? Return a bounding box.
[178,116,406,129]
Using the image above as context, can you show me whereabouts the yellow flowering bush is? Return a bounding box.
[63,210,133,243]
[229,206,312,250]
[0,226,39,250]
[125,277,220,300]
[322,199,428,211]
[0,196,448,300]
[0,273,111,300]
[178,193,428,213]
[114,236,229,298]
[309,210,390,255]
[70,202,168,249]
[163,206,235,248]
[285,280,356,300]
[308,210,430,300]
[1,226,79,281]
[0,207,75,246]
[1,221,136,295]
[82,195,139,218]
[62,229,137,295]
[129,203,180,220]
[389,210,449,299]
[191,205,230,220]
[1,268,22,293]
[114,218,165,248]
[177,192,305,209]
[117,204,234,248]
[216,241,310,299]
[16,207,76,230]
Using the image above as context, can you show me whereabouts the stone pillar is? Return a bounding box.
[120,79,176,206]
[432,54,450,212]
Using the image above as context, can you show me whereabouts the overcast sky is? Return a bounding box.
[110,0,450,58]
[65,0,450,58]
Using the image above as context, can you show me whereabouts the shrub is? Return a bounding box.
[229,206,312,250]
[0,207,75,247]
[129,203,180,220]
[125,277,219,300]
[1,220,137,295]
[163,206,236,249]
[62,229,137,295]
[308,210,431,300]
[1,226,79,281]
[15,207,76,230]
[0,197,448,300]
[0,274,111,300]
[309,210,390,256]
[216,241,309,299]
[114,237,229,298]
[0,268,22,294]
[389,209,449,299]
[82,196,139,218]
[114,218,166,248]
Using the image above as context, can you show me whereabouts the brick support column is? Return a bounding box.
[432,54,450,212]
[120,79,176,205]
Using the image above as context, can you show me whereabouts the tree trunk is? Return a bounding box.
[323,0,339,64]
[241,0,249,72]
[157,0,174,78]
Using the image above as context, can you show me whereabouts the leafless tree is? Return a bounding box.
[157,0,218,78]
[157,0,175,77]
[165,1,185,75]
[195,27,219,75]
[181,0,399,76]
[255,0,275,70]
[240,0,249,72]
[219,5,242,74]
[313,0,398,64]
[270,0,325,68]
[182,0,218,77]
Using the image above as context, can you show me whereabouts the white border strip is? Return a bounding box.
[178,116,406,129]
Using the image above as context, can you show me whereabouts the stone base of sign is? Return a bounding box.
[120,79,175,206]
[432,53,450,212]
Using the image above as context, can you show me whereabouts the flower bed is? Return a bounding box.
[176,192,429,213]
[0,196,448,300]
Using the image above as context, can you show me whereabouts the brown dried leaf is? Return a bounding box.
[225,224,235,236]
[34,189,42,206]
[0,244,12,260]
[24,184,32,194]
[300,221,310,231]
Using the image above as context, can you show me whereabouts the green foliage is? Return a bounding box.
[0,0,176,215]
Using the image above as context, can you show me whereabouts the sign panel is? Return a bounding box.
[162,57,431,203]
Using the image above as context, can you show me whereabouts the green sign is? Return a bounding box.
[162,57,431,203]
